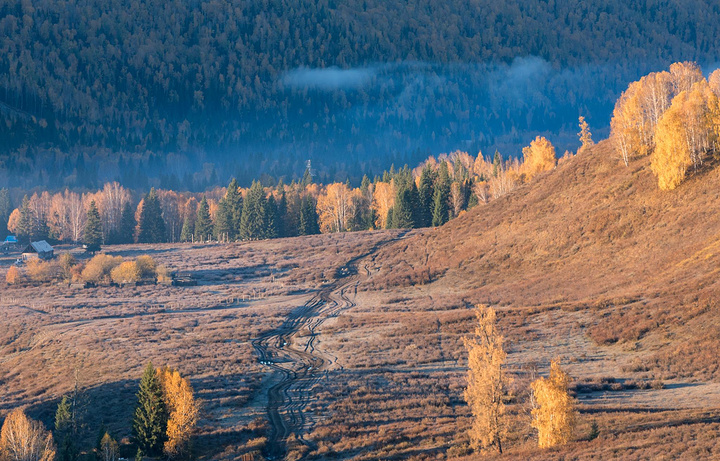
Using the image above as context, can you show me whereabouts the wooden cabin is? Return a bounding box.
[21,240,54,261]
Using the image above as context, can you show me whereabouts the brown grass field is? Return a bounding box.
[3,140,720,459]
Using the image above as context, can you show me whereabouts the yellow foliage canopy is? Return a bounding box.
[521,136,556,180]
[531,360,576,448]
[463,305,508,453]
[0,408,56,461]
[159,368,200,459]
[651,81,719,190]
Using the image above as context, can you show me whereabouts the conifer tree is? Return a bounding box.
[276,191,287,238]
[84,201,103,253]
[119,201,137,244]
[133,363,168,456]
[0,188,11,237]
[492,151,502,177]
[391,182,418,228]
[214,179,241,240]
[463,305,509,454]
[299,195,320,235]
[138,189,166,243]
[180,215,194,243]
[417,166,436,228]
[55,396,77,461]
[194,197,213,242]
[431,161,451,227]
[239,181,267,240]
[265,194,279,239]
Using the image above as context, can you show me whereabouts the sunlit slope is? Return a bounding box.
[369,139,720,307]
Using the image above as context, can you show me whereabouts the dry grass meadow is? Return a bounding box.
[3,140,720,459]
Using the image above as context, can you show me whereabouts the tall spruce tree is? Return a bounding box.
[84,201,103,253]
[180,214,194,243]
[0,188,11,237]
[276,191,287,238]
[392,183,418,229]
[417,166,436,228]
[133,363,168,456]
[55,396,77,461]
[214,179,241,240]
[299,195,320,235]
[138,188,166,243]
[239,181,267,240]
[119,201,137,244]
[265,194,279,239]
[195,197,213,241]
[432,162,451,227]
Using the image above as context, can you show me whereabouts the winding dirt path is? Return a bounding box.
[250,231,408,459]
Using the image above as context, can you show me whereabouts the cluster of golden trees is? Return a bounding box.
[0,409,56,461]
[0,363,198,461]
[5,253,169,286]
[463,305,577,453]
[611,61,720,190]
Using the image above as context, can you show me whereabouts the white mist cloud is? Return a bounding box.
[281,66,377,90]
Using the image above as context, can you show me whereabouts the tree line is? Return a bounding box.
[2,132,572,245]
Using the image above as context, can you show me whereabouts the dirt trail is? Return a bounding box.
[250,231,409,460]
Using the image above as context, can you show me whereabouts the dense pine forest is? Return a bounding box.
[2,0,720,189]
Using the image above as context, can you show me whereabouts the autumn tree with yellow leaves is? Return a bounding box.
[463,305,509,453]
[651,81,719,190]
[577,116,594,152]
[0,408,56,461]
[521,136,556,180]
[159,368,200,459]
[531,360,577,448]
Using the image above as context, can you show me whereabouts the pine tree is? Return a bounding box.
[55,396,77,461]
[194,197,213,242]
[391,183,418,229]
[265,194,279,239]
[138,189,166,243]
[214,179,241,240]
[299,195,319,235]
[180,215,194,243]
[417,166,436,228]
[431,162,451,227]
[492,151,502,177]
[0,188,11,237]
[276,191,287,238]
[239,181,267,240]
[133,363,168,456]
[84,201,103,253]
[119,201,137,244]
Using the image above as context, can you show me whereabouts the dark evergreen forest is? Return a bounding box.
[1,0,720,189]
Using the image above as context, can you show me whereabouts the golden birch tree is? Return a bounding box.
[651,81,719,190]
[0,408,56,461]
[521,136,556,180]
[159,368,200,459]
[371,181,395,229]
[463,305,508,453]
[531,360,577,448]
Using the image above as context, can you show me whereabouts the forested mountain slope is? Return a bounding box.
[3,0,720,188]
